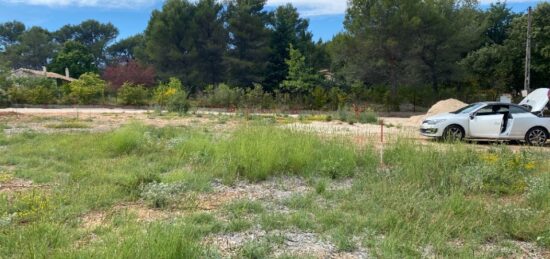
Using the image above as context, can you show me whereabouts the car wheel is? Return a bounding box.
[443,125,464,142]
[525,127,548,146]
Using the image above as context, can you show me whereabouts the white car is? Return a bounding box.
[420,88,550,146]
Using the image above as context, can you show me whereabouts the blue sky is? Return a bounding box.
[0,0,547,42]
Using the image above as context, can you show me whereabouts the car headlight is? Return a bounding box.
[424,119,447,125]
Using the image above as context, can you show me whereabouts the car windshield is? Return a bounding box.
[451,103,483,114]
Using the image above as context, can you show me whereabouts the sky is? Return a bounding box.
[0,0,548,42]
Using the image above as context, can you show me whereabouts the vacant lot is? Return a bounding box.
[0,111,549,258]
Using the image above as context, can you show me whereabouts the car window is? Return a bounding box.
[476,105,509,116]
[452,103,483,114]
[510,105,529,114]
[476,105,496,116]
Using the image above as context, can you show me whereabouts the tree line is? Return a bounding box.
[0,0,549,110]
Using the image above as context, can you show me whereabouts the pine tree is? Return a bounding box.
[265,4,314,91]
[225,0,271,88]
[281,45,320,94]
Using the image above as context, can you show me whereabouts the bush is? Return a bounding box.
[166,89,190,114]
[67,73,106,105]
[243,84,273,109]
[0,88,8,107]
[5,77,58,105]
[358,109,379,124]
[204,84,242,107]
[153,78,190,114]
[118,83,149,106]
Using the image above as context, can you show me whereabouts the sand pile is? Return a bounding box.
[408,99,467,125]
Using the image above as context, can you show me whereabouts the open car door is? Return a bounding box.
[469,105,504,138]
[469,114,504,138]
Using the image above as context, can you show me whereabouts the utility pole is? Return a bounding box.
[524,6,533,93]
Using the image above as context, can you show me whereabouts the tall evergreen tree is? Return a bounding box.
[344,0,424,97]
[192,0,228,87]
[265,4,314,91]
[225,0,271,87]
[5,26,55,70]
[107,34,145,64]
[54,20,119,67]
[144,0,196,88]
[0,21,25,51]
[415,0,483,92]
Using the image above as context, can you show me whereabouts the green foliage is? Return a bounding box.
[242,84,273,109]
[117,82,149,106]
[53,19,119,66]
[5,77,58,105]
[281,45,320,94]
[48,41,97,79]
[67,72,106,104]
[144,0,227,89]
[202,84,242,107]
[3,26,55,70]
[154,77,190,114]
[265,3,314,90]
[0,21,26,50]
[107,34,145,62]
[226,0,271,87]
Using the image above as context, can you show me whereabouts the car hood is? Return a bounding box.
[519,88,549,112]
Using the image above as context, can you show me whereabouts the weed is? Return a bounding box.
[140,182,187,208]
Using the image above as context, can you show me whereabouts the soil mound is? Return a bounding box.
[408,99,467,125]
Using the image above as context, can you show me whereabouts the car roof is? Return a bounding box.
[475,102,523,107]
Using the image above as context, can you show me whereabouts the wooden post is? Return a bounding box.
[524,6,533,93]
[380,119,384,143]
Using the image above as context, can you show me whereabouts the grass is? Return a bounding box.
[0,121,548,258]
[44,120,90,129]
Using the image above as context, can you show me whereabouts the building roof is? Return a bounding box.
[11,68,76,82]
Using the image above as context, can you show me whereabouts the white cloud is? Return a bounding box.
[1,0,545,15]
[2,0,158,8]
[267,0,347,16]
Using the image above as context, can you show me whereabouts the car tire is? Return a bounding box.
[443,125,465,142]
[525,127,549,146]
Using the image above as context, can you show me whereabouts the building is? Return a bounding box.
[10,67,75,83]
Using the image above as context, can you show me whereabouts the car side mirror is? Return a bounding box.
[469,114,475,120]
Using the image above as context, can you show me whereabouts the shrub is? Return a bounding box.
[243,84,273,109]
[67,73,106,105]
[358,109,379,124]
[0,88,9,107]
[153,78,190,114]
[166,89,190,114]
[118,83,149,106]
[204,84,242,107]
[5,77,58,105]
